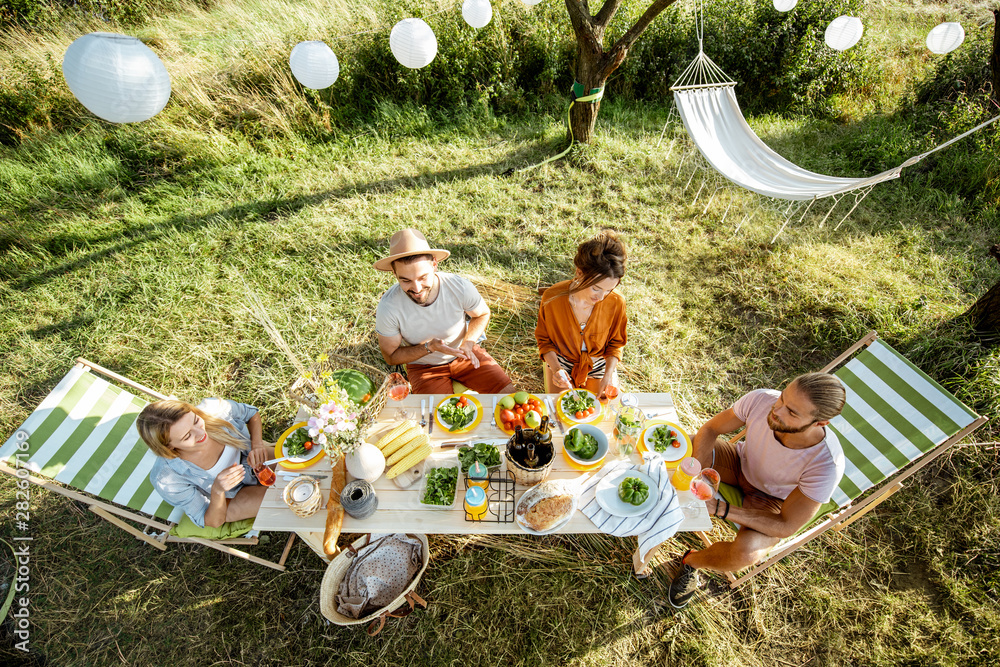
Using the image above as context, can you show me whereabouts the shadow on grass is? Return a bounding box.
[4,150,546,291]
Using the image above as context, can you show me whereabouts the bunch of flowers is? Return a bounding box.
[306,388,366,460]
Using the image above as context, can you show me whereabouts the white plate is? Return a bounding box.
[595,469,659,517]
[436,397,479,433]
[643,424,688,463]
[558,389,602,424]
[280,428,323,464]
[514,491,578,535]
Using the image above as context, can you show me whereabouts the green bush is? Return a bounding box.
[1,0,198,29]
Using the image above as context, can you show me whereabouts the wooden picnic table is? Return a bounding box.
[253,393,713,560]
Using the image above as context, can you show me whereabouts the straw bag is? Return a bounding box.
[320,533,429,636]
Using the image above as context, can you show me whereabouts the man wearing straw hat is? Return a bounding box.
[374,229,515,395]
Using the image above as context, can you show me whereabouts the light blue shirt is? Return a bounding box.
[148,398,259,528]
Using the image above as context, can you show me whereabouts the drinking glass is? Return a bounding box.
[681,468,721,518]
[386,372,412,420]
[612,402,645,458]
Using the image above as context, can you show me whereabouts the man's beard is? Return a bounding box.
[767,411,812,434]
[405,289,430,305]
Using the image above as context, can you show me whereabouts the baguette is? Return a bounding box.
[323,456,347,556]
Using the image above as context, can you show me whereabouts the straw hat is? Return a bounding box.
[373,229,450,272]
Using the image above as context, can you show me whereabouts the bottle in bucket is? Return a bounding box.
[464,486,488,521]
[670,456,701,491]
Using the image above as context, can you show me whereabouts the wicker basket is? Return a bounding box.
[287,351,390,424]
[282,477,322,518]
[320,533,430,635]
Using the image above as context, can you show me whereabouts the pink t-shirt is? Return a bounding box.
[732,389,844,503]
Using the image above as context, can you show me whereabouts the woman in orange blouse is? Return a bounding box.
[536,231,628,397]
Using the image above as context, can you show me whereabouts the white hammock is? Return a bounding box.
[671,50,1000,202]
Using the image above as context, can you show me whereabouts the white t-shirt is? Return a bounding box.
[375,272,486,366]
[733,389,845,503]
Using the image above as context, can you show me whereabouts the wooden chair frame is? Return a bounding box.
[0,358,296,572]
[696,331,989,589]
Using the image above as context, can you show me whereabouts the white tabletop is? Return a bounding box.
[253,393,712,537]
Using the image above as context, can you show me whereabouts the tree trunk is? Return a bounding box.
[992,9,1000,103]
[569,48,607,144]
[965,244,1000,333]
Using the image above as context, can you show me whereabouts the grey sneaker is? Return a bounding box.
[667,550,701,609]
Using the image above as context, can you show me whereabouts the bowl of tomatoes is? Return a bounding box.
[495,391,548,434]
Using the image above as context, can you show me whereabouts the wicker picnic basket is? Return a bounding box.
[287,352,390,424]
[320,533,430,635]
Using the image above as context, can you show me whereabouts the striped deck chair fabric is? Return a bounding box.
[1,364,183,523]
[823,338,980,514]
[700,333,987,589]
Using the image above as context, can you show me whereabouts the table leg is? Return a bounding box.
[296,530,334,563]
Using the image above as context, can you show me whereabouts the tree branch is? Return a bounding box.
[594,0,625,29]
[599,0,678,80]
[564,0,594,33]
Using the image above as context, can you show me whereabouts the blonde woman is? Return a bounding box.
[536,231,628,397]
[137,398,271,528]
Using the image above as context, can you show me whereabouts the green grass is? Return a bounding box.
[2,0,1000,664]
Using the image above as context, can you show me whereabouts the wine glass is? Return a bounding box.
[386,372,412,420]
[680,468,721,518]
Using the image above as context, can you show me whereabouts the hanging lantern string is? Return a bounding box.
[138,1,463,46]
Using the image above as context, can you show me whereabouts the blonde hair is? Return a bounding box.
[792,373,846,422]
[136,400,248,459]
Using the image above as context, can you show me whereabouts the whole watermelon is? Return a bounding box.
[331,369,375,406]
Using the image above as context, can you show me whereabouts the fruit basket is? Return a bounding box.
[287,351,389,424]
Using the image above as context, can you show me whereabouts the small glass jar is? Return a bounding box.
[670,456,702,492]
[464,486,488,521]
[467,461,489,489]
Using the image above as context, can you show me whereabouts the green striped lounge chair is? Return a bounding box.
[702,331,988,589]
[0,358,295,571]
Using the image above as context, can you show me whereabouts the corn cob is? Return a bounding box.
[375,421,416,452]
[381,431,420,459]
[386,434,430,466]
[385,443,432,479]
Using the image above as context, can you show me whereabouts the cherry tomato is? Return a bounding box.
[672,440,682,448]
[670,431,677,438]
[502,421,511,431]
[303,441,313,450]
[458,396,468,407]
[501,409,515,423]
[575,410,585,419]
[587,407,595,415]
[515,406,525,416]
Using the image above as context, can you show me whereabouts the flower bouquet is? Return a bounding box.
[306,385,370,462]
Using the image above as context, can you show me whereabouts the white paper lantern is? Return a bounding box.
[772,0,798,12]
[926,22,965,55]
[462,0,493,29]
[289,41,340,90]
[390,18,438,69]
[824,16,864,52]
[62,32,171,123]
[520,0,544,5]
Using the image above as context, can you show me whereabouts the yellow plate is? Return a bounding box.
[555,389,603,425]
[274,421,325,470]
[494,393,548,435]
[434,394,484,435]
[638,421,692,467]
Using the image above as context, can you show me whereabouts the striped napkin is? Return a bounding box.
[579,452,683,570]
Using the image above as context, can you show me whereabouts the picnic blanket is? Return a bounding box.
[579,452,684,570]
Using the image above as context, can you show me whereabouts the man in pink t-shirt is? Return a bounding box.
[668,373,846,609]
